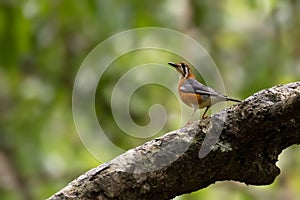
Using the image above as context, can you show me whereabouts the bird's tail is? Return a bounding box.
[226,97,241,103]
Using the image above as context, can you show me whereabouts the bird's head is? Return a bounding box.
[168,62,194,79]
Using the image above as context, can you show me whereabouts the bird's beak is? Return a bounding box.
[168,62,178,68]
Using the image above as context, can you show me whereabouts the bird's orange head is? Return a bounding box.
[168,62,195,79]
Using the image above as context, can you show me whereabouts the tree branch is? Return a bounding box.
[48,82,300,200]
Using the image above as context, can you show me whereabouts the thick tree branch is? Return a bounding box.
[48,82,300,200]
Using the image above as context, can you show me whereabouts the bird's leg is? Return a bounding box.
[201,106,210,119]
[186,107,197,125]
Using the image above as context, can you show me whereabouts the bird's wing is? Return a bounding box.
[180,79,226,99]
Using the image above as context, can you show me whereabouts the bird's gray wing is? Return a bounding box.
[180,79,226,98]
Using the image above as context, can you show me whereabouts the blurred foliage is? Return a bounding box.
[0,0,299,200]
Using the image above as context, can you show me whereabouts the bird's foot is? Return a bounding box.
[185,121,192,126]
[201,115,209,120]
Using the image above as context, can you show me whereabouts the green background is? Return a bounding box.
[0,0,299,199]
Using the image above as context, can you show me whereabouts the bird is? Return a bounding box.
[168,62,241,121]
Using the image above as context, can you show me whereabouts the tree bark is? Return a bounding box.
[48,82,300,200]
